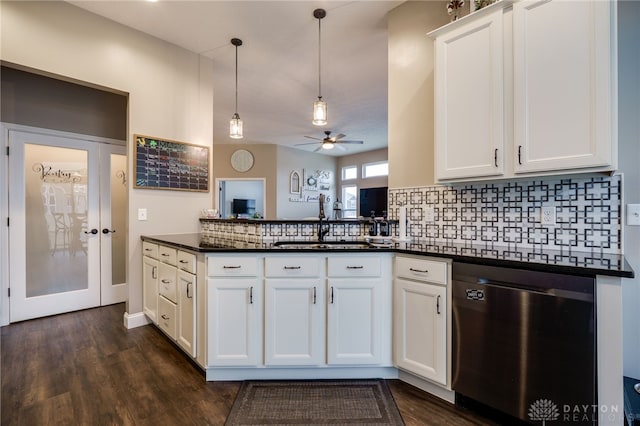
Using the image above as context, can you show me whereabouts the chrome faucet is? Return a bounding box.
[317,194,330,241]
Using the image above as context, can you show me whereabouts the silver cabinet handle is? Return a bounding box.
[346,266,364,269]
[249,286,253,304]
[330,286,334,304]
[152,266,157,279]
[179,260,189,264]
[284,266,301,270]
[161,253,170,257]
[186,282,192,299]
[144,248,153,252]
[161,279,171,284]
[313,286,317,304]
[223,265,241,269]
[409,267,428,273]
[161,314,169,320]
[437,295,441,315]
[518,145,523,165]
[494,148,498,167]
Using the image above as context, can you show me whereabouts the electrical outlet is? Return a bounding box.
[627,204,640,226]
[540,206,555,225]
[138,208,148,221]
[425,206,435,223]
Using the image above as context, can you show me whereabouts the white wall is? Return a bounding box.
[618,0,640,380]
[1,1,214,318]
[276,146,337,219]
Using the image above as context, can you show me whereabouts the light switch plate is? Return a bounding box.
[627,204,640,226]
[425,206,435,223]
[138,208,148,221]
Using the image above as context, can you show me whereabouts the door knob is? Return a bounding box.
[84,229,98,235]
[102,228,116,234]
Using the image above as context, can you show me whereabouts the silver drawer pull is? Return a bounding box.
[179,260,189,264]
[161,253,170,257]
[347,266,364,269]
[161,314,169,320]
[284,266,301,270]
[409,267,428,273]
[223,265,241,269]
[161,279,171,284]
[186,282,193,299]
[152,266,157,279]
[144,248,153,251]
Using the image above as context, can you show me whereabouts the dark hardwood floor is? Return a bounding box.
[1,304,496,425]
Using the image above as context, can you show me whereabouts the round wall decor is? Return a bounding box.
[230,149,254,172]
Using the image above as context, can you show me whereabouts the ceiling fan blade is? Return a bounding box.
[335,144,347,151]
[331,133,346,141]
[296,142,323,146]
[313,146,323,152]
[304,135,323,141]
[336,140,364,144]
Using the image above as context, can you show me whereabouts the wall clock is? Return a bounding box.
[230,149,254,173]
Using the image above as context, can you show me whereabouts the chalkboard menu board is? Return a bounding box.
[134,134,209,192]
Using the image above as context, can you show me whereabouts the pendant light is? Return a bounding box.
[230,38,243,139]
[312,9,327,126]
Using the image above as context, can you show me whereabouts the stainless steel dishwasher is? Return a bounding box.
[452,262,596,425]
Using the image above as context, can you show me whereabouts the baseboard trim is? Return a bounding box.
[205,366,399,382]
[398,370,455,403]
[123,311,151,329]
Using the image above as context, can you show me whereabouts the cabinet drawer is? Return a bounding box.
[157,295,177,340]
[328,256,381,277]
[208,256,258,277]
[158,262,177,303]
[265,256,322,278]
[158,245,177,266]
[396,257,447,285]
[177,250,196,274]
[142,241,158,259]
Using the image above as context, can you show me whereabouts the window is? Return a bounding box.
[362,161,388,178]
[341,185,358,218]
[342,165,357,181]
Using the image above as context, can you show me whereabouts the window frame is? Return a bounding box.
[362,161,389,179]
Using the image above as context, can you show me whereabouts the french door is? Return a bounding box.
[8,129,126,322]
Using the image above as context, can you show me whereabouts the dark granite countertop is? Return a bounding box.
[141,233,635,279]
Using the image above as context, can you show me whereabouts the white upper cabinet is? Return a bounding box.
[434,8,505,180]
[430,0,617,182]
[512,0,615,173]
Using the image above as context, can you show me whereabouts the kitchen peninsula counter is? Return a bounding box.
[141,233,634,279]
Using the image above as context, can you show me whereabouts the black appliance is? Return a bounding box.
[452,262,596,425]
[232,198,255,216]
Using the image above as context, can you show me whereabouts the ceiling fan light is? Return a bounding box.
[321,140,334,150]
[313,97,327,126]
[230,113,243,139]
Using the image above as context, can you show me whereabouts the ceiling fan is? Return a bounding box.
[296,131,364,152]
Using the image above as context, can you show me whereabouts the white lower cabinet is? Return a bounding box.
[208,278,260,366]
[142,241,199,358]
[177,269,197,357]
[394,256,449,386]
[142,253,159,323]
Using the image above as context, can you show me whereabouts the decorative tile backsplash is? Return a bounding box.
[388,175,622,254]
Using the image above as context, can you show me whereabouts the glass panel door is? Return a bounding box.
[9,130,100,322]
[100,144,127,304]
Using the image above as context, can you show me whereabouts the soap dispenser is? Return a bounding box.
[368,210,378,236]
[379,210,389,237]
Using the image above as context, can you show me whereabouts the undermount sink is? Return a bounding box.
[272,240,372,249]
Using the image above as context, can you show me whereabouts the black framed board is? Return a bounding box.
[134,134,209,192]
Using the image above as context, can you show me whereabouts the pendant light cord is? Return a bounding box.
[235,42,239,114]
[317,15,322,99]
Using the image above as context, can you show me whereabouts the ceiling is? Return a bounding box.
[68,0,402,156]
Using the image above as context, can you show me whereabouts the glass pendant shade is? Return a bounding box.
[230,113,243,139]
[321,140,334,150]
[313,97,327,126]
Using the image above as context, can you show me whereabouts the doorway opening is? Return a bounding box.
[216,178,266,219]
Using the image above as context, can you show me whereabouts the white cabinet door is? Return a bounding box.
[394,278,447,385]
[327,278,383,365]
[264,279,325,366]
[177,270,196,357]
[434,8,504,180]
[142,256,158,323]
[208,278,260,366]
[513,0,614,173]
[158,262,177,304]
